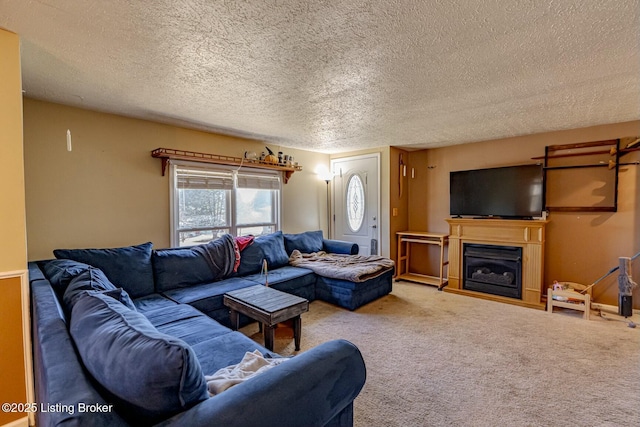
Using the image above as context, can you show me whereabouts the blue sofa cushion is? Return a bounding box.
[152,234,237,292]
[162,277,258,319]
[236,231,289,275]
[69,292,208,424]
[63,268,136,312]
[244,266,316,300]
[283,230,324,255]
[54,242,154,298]
[132,293,179,314]
[144,304,233,347]
[41,259,92,296]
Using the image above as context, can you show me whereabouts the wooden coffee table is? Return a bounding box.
[223,285,309,351]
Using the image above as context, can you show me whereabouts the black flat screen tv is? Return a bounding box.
[450,164,544,219]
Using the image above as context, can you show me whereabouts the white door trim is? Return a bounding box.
[331,153,381,253]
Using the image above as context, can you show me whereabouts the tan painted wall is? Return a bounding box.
[406,121,640,307]
[0,29,27,272]
[23,99,329,260]
[0,28,29,427]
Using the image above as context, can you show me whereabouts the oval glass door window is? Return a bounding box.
[346,174,365,232]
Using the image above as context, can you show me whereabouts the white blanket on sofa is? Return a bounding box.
[205,350,288,396]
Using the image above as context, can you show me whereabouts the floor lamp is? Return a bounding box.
[316,165,333,238]
[324,178,331,238]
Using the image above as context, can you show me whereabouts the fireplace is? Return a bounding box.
[463,243,522,299]
[445,218,547,309]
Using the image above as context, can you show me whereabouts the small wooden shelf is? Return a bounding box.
[151,148,302,183]
[396,231,449,289]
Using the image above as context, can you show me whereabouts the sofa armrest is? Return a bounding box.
[323,239,358,255]
[157,339,366,427]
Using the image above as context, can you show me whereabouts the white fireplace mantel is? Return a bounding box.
[445,218,548,309]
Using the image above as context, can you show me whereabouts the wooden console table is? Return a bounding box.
[396,231,449,289]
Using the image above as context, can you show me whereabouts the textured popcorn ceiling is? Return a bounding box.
[1,0,639,153]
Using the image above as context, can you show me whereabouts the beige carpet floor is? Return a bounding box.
[240,282,640,427]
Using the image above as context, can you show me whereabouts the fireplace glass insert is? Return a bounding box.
[462,243,523,299]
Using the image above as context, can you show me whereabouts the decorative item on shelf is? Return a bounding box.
[264,146,278,164]
[244,151,257,162]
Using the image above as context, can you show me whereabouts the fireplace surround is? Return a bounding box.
[445,218,547,309]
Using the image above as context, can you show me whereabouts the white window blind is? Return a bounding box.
[236,172,281,190]
[176,167,234,190]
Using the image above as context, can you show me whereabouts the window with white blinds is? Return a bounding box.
[170,163,281,246]
[236,172,281,190]
[176,167,234,190]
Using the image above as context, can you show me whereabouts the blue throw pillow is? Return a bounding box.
[236,231,290,276]
[152,234,237,292]
[69,292,208,424]
[153,246,214,292]
[63,268,136,313]
[54,242,154,298]
[42,259,92,296]
[283,230,324,255]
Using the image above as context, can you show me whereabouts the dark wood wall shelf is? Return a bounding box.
[151,148,302,183]
[539,136,639,213]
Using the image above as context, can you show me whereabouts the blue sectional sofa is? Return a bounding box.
[29,230,393,426]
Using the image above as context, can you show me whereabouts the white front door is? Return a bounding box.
[331,154,380,255]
